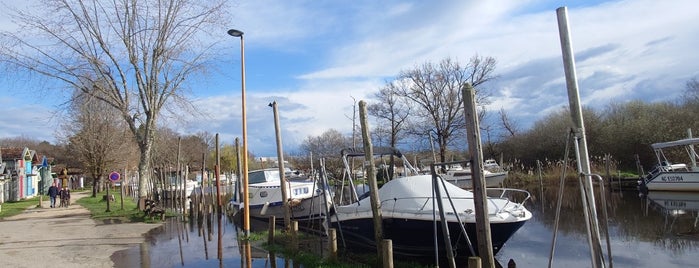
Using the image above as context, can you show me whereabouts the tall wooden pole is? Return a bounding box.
[270,101,291,230]
[557,7,603,268]
[177,137,183,213]
[359,100,383,261]
[215,134,222,211]
[462,83,494,267]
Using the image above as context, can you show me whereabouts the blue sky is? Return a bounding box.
[1,0,698,157]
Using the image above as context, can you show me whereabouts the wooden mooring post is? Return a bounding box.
[382,239,393,268]
[328,228,337,261]
[291,220,298,253]
[462,83,495,267]
[468,257,482,268]
[358,100,384,262]
[268,216,276,245]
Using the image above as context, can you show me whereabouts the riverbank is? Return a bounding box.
[0,191,162,268]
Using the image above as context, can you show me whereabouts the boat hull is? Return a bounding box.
[247,193,330,221]
[644,172,699,191]
[330,215,527,256]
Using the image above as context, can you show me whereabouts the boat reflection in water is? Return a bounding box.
[644,191,699,237]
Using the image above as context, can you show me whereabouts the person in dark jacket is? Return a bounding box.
[59,187,71,207]
[48,183,59,208]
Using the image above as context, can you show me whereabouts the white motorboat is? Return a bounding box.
[330,174,532,257]
[439,160,508,188]
[229,168,331,221]
[640,138,699,191]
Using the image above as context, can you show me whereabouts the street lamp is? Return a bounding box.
[228,28,250,237]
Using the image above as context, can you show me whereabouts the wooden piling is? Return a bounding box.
[382,239,393,268]
[468,257,482,268]
[358,100,383,262]
[268,216,276,245]
[328,228,337,261]
[462,83,494,267]
[291,220,298,253]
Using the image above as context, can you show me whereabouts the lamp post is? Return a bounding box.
[228,28,250,237]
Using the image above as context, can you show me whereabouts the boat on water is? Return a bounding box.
[229,168,331,221]
[639,138,699,192]
[330,147,531,257]
[439,159,508,189]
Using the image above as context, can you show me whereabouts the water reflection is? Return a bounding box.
[497,183,699,267]
[112,184,699,267]
[112,211,301,268]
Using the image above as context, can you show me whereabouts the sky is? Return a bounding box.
[1,0,698,157]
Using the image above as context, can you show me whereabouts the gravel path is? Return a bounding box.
[0,191,162,268]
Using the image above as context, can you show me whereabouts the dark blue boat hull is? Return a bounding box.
[331,217,526,257]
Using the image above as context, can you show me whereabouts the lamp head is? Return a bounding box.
[228,29,243,37]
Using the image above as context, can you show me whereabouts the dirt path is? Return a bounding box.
[0,191,162,268]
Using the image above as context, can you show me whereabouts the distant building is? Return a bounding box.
[0,147,55,203]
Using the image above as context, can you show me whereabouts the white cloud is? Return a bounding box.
[3,0,699,156]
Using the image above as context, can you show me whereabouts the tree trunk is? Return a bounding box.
[137,120,156,211]
[92,177,98,197]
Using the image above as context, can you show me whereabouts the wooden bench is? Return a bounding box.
[144,199,165,220]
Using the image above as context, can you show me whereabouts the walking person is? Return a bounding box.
[60,187,71,207]
[48,183,59,208]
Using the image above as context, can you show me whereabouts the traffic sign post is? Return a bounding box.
[109,171,121,182]
[106,171,120,212]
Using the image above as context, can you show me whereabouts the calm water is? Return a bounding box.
[113,184,699,267]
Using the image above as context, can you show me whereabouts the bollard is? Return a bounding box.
[382,239,393,268]
[291,220,299,253]
[268,216,276,245]
[328,228,337,261]
[468,256,482,268]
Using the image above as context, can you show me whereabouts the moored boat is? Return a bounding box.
[330,147,530,257]
[330,173,531,257]
[229,168,331,221]
[439,159,508,188]
[639,138,699,192]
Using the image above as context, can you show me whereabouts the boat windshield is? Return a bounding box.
[248,169,280,184]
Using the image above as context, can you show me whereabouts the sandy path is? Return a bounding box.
[0,191,162,268]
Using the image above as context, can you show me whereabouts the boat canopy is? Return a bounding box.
[351,175,474,212]
[651,138,699,149]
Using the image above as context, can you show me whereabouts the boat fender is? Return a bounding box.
[261,202,270,215]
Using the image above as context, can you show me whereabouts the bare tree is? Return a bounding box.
[368,83,411,148]
[0,0,228,209]
[684,76,699,104]
[393,56,497,164]
[499,108,519,137]
[65,90,135,197]
[299,129,351,177]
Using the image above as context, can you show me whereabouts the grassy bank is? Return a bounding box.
[0,196,41,220]
[75,190,162,223]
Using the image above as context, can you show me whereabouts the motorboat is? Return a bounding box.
[639,138,699,191]
[439,160,508,188]
[229,168,331,221]
[329,174,532,257]
[329,147,531,257]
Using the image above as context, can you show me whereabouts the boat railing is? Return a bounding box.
[379,188,530,215]
[485,188,532,210]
